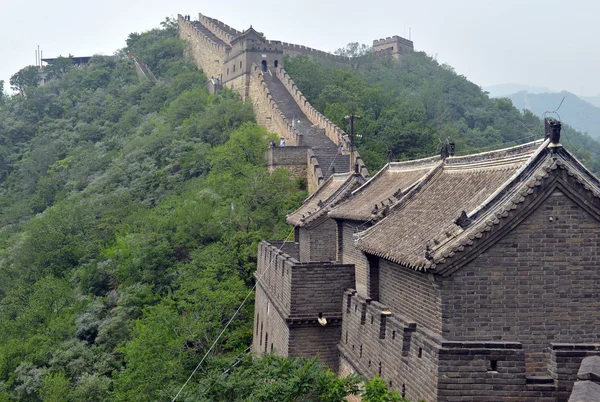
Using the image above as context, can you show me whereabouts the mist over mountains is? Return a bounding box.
[485,85,600,139]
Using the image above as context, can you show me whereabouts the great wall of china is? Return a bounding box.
[178,13,412,193]
[178,13,600,402]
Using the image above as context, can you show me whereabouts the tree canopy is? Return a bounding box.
[284,47,600,173]
[0,18,313,401]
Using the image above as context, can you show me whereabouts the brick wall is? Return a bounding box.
[340,220,371,296]
[247,64,300,145]
[298,219,337,263]
[289,323,344,371]
[340,291,439,402]
[253,240,355,370]
[281,42,349,63]
[289,261,354,317]
[442,189,600,376]
[265,146,308,179]
[379,259,443,335]
[254,283,290,356]
[178,15,226,79]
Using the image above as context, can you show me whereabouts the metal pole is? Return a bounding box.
[349,115,355,172]
[344,113,362,173]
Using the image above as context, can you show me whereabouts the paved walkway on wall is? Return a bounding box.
[191,21,229,48]
[262,71,350,179]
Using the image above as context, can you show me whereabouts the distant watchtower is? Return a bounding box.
[372,35,414,59]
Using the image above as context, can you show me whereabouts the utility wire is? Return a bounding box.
[171,224,297,401]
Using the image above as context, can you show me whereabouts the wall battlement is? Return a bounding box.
[198,13,236,45]
[178,14,228,79]
[254,240,355,369]
[373,35,413,47]
[248,63,301,145]
[281,42,349,63]
[200,14,242,38]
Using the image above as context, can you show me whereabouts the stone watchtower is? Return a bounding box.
[372,35,414,59]
[221,26,284,93]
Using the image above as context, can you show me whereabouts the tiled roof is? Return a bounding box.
[287,173,364,227]
[329,156,441,222]
[432,146,600,273]
[356,140,545,270]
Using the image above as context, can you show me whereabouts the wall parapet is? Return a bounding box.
[250,64,302,145]
[198,13,236,45]
[200,14,241,39]
[266,146,309,168]
[373,35,413,47]
[307,149,324,193]
[257,240,354,319]
[178,14,229,56]
[341,290,589,401]
[281,42,349,63]
[274,67,369,178]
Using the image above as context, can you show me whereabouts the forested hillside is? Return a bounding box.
[2,15,598,402]
[285,52,600,172]
[0,19,318,401]
[506,90,600,139]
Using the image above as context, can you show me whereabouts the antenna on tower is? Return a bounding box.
[409,27,411,40]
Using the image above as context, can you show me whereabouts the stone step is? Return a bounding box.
[261,71,351,181]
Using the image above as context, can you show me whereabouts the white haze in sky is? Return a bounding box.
[1,0,599,96]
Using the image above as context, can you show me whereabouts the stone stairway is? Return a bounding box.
[262,71,350,180]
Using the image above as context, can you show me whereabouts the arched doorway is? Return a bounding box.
[261,60,267,72]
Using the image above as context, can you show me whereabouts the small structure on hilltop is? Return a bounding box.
[372,35,414,59]
[254,118,600,402]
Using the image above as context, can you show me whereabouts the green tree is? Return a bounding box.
[363,376,407,402]
[44,55,74,81]
[10,65,40,96]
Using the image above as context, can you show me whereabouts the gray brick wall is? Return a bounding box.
[442,190,600,376]
[253,240,355,371]
[299,219,337,263]
[290,324,344,371]
[340,220,370,296]
[253,283,290,357]
[379,259,443,335]
[340,291,439,402]
[290,262,355,317]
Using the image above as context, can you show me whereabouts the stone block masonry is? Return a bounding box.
[253,241,355,370]
[265,146,308,179]
[178,14,226,79]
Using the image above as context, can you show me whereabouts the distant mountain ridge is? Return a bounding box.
[483,83,554,98]
[502,90,600,139]
[582,95,600,109]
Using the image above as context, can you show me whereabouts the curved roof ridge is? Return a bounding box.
[287,172,360,227]
[388,155,441,170]
[431,146,600,274]
[446,139,544,165]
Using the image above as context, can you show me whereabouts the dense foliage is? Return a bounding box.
[284,52,600,172]
[0,19,312,401]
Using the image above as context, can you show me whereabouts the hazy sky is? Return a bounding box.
[2,0,599,96]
